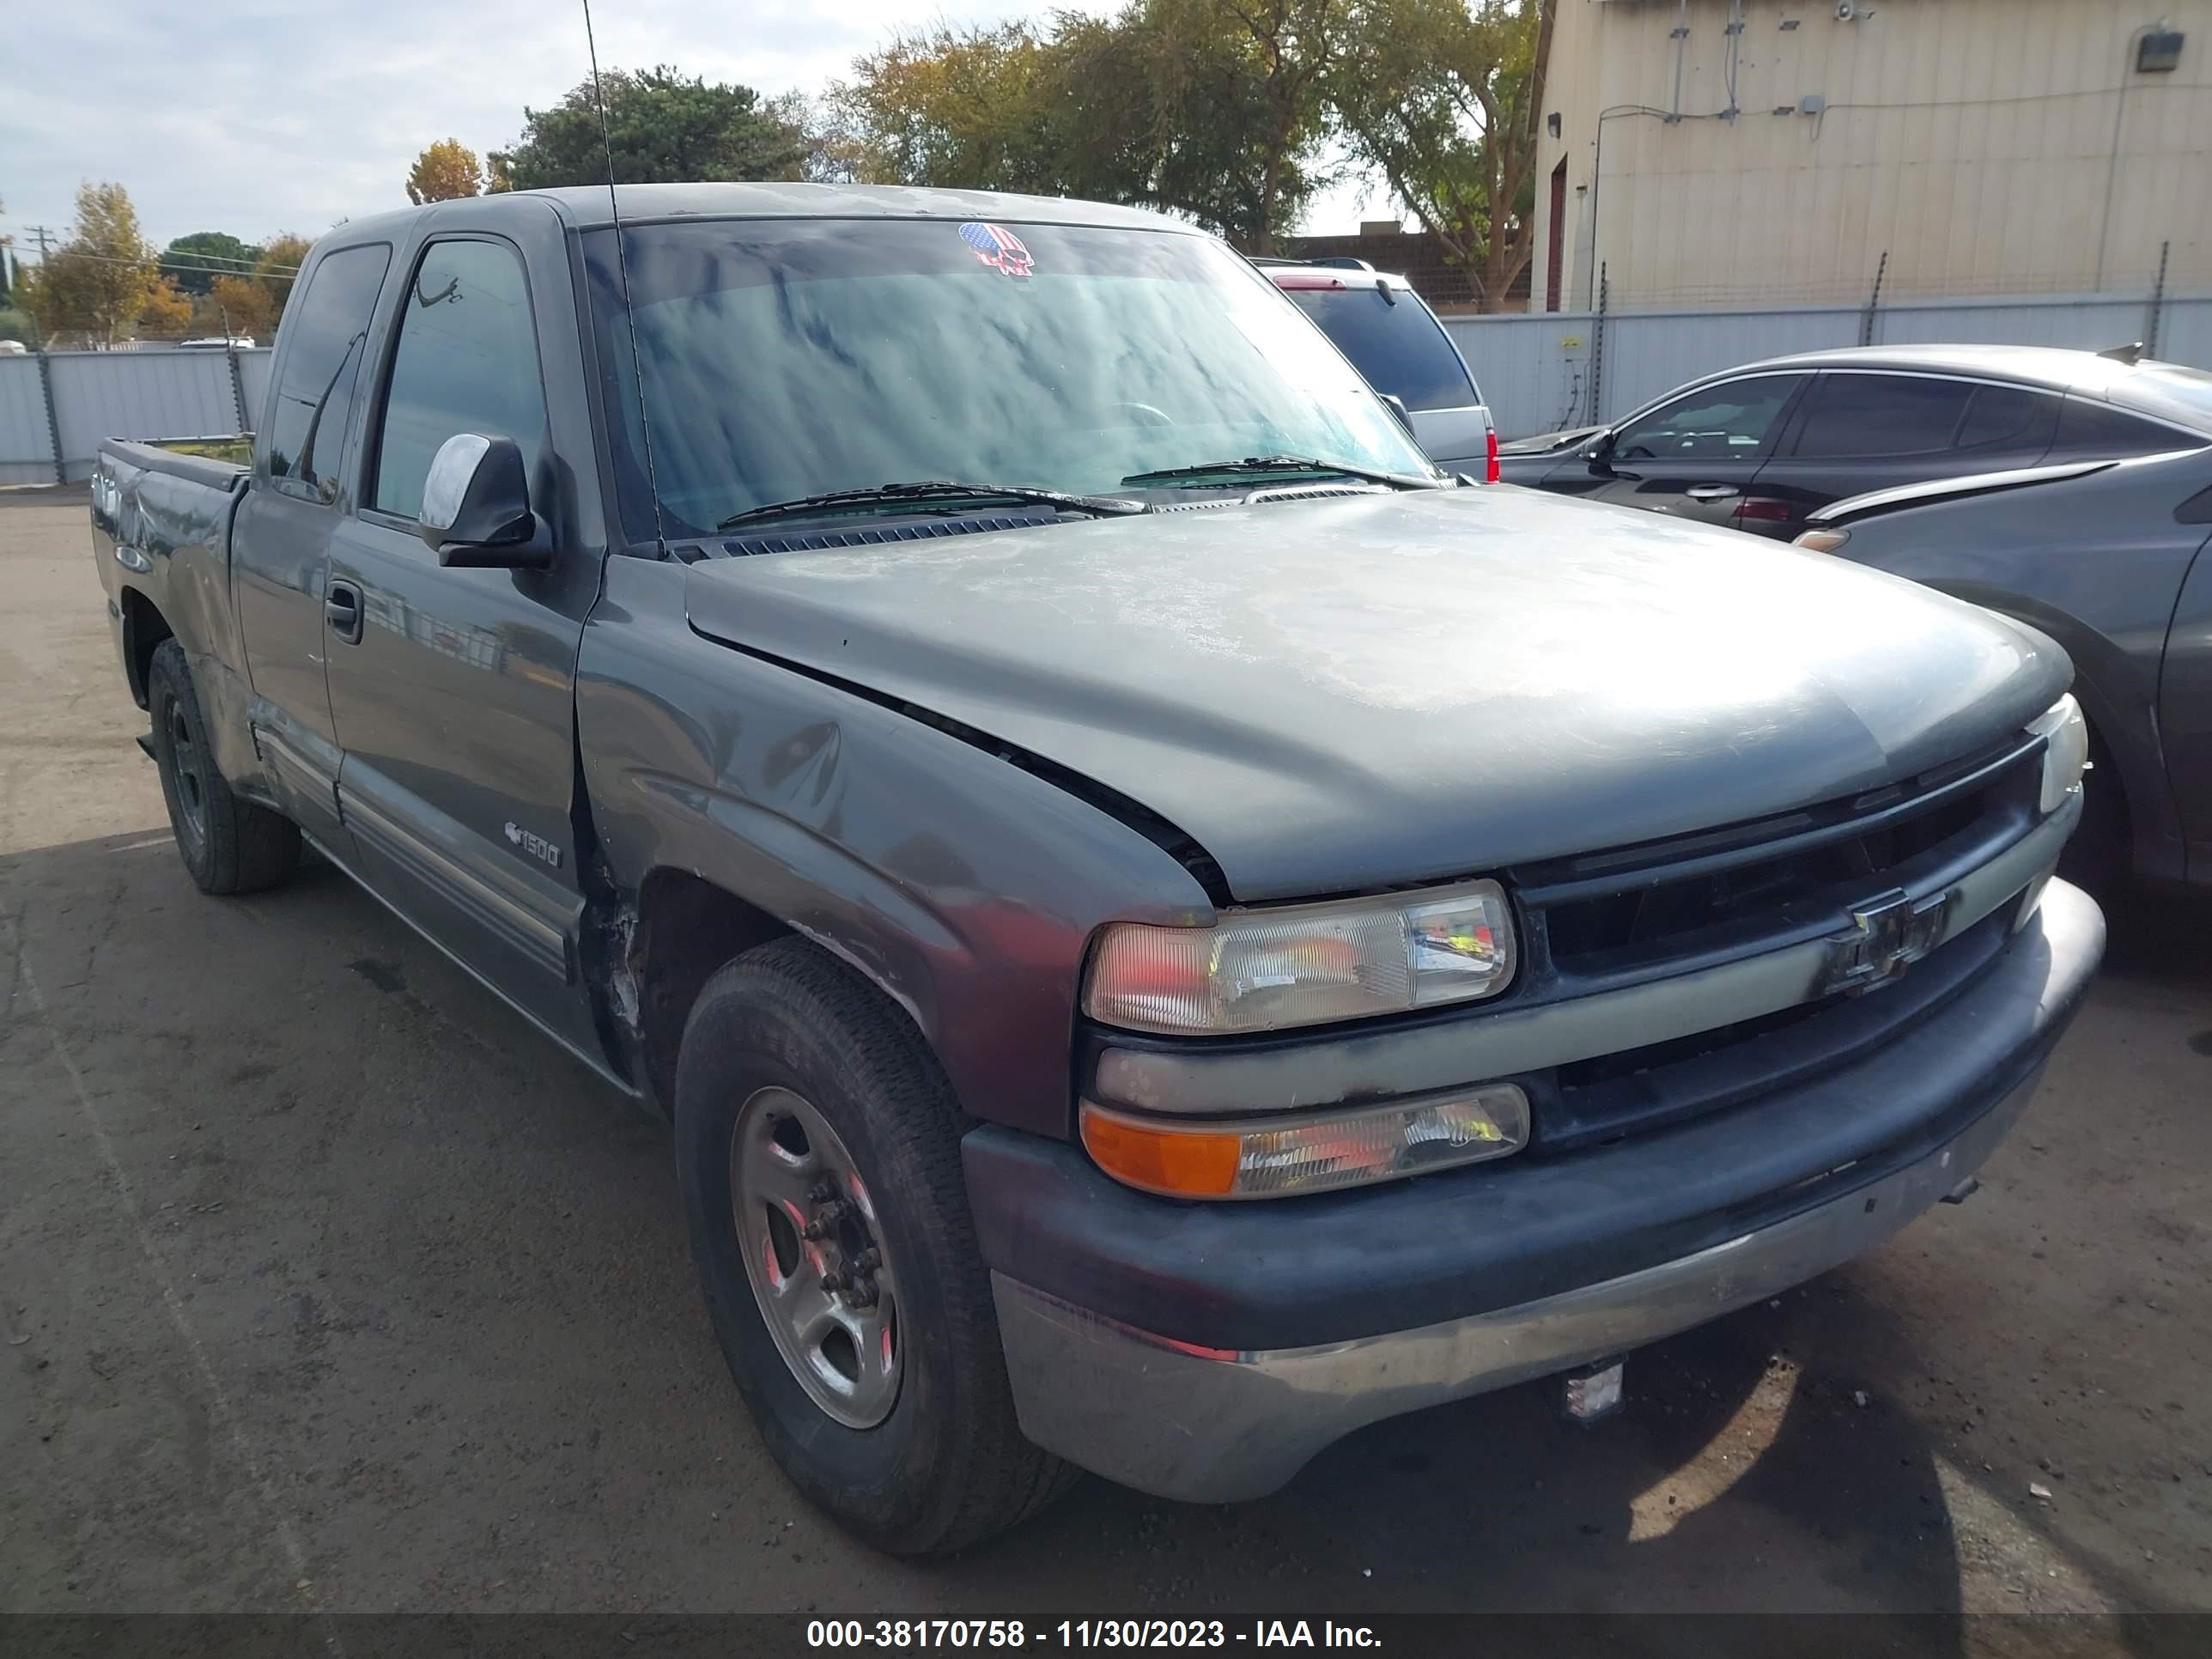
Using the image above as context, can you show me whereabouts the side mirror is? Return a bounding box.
[1586,430,1618,470]
[417,433,543,568]
[1378,392,1419,438]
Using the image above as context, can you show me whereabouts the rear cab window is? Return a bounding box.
[261,244,392,502]
[1282,283,1478,412]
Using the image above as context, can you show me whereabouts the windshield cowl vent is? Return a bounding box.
[1151,483,1387,513]
[718,510,1060,558]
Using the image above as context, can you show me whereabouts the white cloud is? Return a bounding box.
[1,0,1384,255]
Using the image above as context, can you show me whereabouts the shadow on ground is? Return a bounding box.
[4,829,2206,1639]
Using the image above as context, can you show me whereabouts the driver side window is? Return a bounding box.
[1613,375,1802,463]
[371,238,548,522]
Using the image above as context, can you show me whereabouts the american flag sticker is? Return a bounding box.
[957,222,1035,278]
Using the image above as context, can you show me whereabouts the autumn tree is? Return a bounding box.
[16,181,160,346]
[1334,0,1553,309]
[204,274,275,340]
[160,231,260,295]
[253,234,313,321]
[406,139,484,204]
[492,67,805,188]
[137,276,194,337]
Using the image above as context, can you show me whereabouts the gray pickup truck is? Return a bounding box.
[90,184,2103,1556]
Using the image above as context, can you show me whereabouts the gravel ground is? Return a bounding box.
[3,487,2209,1642]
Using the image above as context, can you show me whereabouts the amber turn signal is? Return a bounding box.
[1080,1085,1529,1200]
[1080,1106,1243,1198]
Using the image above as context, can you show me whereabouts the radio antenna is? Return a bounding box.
[581,0,669,557]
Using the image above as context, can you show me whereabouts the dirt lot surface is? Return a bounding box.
[4,488,2209,1644]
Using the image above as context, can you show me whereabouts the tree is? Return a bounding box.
[1145,0,1350,253]
[204,274,275,341]
[137,276,194,337]
[830,3,1346,252]
[406,139,483,204]
[160,231,261,295]
[253,234,313,321]
[832,24,1067,191]
[493,66,805,189]
[16,181,160,346]
[484,150,514,193]
[1334,0,1553,310]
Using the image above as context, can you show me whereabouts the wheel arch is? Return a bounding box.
[118,584,175,711]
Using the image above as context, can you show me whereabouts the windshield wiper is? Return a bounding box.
[717,480,1144,532]
[1118,455,1437,490]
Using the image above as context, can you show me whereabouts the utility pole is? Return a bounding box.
[28,225,55,259]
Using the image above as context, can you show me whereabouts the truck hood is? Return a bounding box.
[684,487,2069,902]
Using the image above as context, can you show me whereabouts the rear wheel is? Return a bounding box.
[673,937,1076,1555]
[147,640,301,895]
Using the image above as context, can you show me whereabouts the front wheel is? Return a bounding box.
[673,938,1076,1555]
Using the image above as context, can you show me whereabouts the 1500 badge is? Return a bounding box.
[503,822,562,869]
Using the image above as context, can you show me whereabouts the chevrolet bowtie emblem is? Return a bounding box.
[1820,888,1952,995]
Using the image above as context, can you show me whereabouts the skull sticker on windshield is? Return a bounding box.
[957,222,1034,278]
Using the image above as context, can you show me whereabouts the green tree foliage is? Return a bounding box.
[17,181,160,346]
[1335,0,1553,309]
[829,0,1550,276]
[492,66,806,189]
[0,307,37,348]
[160,231,262,296]
[406,139,484,204]
[831,1,1346,253]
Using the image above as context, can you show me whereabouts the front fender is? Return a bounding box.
[575,557,1214,1138]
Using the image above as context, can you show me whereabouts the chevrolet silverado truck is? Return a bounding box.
[91,184,2104,1556]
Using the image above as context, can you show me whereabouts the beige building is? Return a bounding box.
[1532,0,2212,313]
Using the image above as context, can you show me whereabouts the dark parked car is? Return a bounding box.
[1500,344,2212,539]
[1261,258,1498,479]
[1796,418,2212,891]
[90,185,2100,1555]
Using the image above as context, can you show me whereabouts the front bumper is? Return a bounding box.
[972,878,2103,1503]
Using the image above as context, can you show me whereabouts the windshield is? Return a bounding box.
[1283,285,1477,411]
[583,218,1434,543]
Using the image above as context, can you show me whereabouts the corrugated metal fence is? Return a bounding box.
[6,291,2212,480]
[0,347,271,486]
[1446,292,2212,441]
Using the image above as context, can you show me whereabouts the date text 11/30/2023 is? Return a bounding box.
[805,1620,1383,1648]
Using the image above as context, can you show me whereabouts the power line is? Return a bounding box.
[17,246,304,278]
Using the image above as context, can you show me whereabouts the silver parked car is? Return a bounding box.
[1261,258,1498,480]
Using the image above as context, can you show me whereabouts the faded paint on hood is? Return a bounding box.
[684,486,2069,902]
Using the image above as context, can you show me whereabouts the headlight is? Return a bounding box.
[2028,694,2088,814]
[1080,1085,1530,1200]
[1084,878,1515,1036]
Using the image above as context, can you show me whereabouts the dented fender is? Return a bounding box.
[574,556,1215,1138]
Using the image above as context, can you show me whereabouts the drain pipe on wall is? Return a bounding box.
[2094,27,2154,292]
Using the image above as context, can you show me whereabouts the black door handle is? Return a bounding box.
[325,580,364,645]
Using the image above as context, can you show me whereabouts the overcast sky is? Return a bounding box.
[3,0,1389,260]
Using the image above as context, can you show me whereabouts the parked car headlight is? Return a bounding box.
[1083,878,1516,1036]
[2029,694,2088,815]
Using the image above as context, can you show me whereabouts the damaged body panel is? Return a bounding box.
[88,183,2104,1542]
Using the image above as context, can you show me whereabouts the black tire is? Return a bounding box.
[674,937,1077,1555]
[147,639,301,896]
